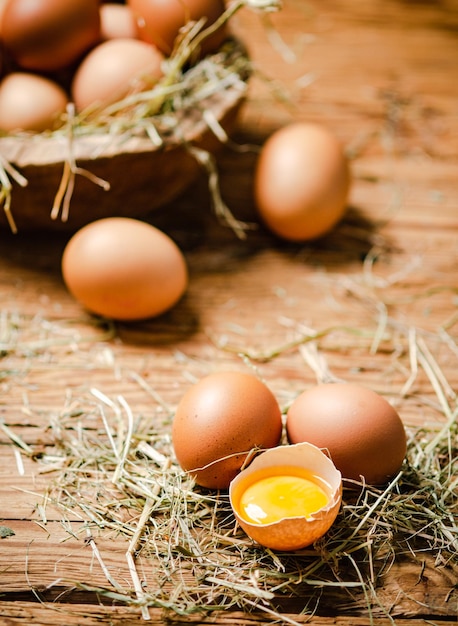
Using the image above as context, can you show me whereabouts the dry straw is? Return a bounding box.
[2,270,456,623]
[0,1,456,622]
[0,0,281,234]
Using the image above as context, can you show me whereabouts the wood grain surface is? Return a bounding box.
[0,1,457,624]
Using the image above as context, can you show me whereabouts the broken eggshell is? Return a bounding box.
[229,442,342,551]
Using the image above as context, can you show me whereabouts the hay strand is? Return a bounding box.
[23,299,455,620]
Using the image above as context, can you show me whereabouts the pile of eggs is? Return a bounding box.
[172,372,407,550]
[0,2,353,319]
[172,375,407,490]
[1,1,382,551]
[0,0,227,132]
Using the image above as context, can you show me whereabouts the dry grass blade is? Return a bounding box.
[0,0,283,232]
[31,346,456,621]
[2,256,456,620]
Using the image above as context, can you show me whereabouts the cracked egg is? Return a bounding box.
[229,442,342,551]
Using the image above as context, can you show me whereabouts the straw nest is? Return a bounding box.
[2,268,457,622]
[0,15,253,233]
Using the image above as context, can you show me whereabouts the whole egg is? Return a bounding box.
[71,37,164,111]
[1,0,101,72]
[127,0,227,57]
[100,3,139,40]
[286,383,407,485]
[172,371,283,489]
[0,72,68,132]
[62,217,188,321]
[254,122,351,242]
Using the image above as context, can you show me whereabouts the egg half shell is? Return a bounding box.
[172,371,283,490]
[229,442,342,551]
[286,383,407,485]
[61,217,188,321]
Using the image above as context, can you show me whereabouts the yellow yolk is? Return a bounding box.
[239,471,329,525]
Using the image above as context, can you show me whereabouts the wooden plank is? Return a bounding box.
[0,525,135,595]
[0,522,456,620]
[0,601,456,626]
[0,0,456,624]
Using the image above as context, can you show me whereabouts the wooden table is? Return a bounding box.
[0,1,457,624]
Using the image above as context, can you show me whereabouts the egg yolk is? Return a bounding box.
[239,470,329,525]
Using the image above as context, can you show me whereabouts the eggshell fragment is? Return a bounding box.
[254,122,351,242]
[71,38,164,111]
[172,371,283,489]
[286,383,407,485]
[230,442,342,551]
[61,217,188,321]
[0,72,68,132]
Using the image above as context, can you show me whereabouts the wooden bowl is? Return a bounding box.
[0,38,250,232]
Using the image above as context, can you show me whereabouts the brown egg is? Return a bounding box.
[0,1,7,38]
[127,0,227,57]
[61,217,188,321]
[254,122,351,242]
[0,72,68,132]
[71,37,164,111]
[286,383,407,485]
[100,3,139,41]
[172,371,283,490]
[1,0,101,72]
